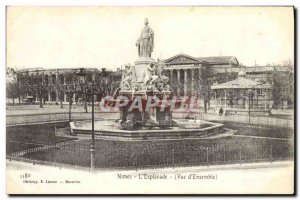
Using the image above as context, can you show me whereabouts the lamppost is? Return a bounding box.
[84,86,88,113]
[90,73,95,170]
[77,68,95,170]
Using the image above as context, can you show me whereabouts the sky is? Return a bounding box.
[6,6,294,70]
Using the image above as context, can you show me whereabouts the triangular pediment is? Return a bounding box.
[164,53,200,65]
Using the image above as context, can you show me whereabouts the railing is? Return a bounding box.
[172,112,294,128]
[6,110,293,128]
[6,112,118,126]
[7,139,293,171]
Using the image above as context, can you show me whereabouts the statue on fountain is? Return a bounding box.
[69,18,229,140]
[119,18,170,97]
[120,63,136,90]
[136,18,154,58]
[142,62,159,90]
[141,61,170,92]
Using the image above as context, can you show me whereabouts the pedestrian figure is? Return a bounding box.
[219,107,224,116]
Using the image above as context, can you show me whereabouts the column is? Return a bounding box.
[191,69,195,96]
[177,70,181,96]
[170,69,173,83]
[184,69,188,96]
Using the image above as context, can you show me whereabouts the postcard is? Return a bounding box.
[6,6,294,195]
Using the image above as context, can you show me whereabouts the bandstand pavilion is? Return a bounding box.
[211,71,273,115]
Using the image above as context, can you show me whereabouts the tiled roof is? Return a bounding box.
[197,56,236,64]
[211,77,273,89]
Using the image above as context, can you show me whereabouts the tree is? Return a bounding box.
[195,66,215,113]
[195,67,238,113]
[64,71,77,103]
[30,72,45,108]
[16,73,26,104]
[93,69,120,101]
[6,68,19,106]
[271,70,294,109]
[56,83,65,108]
[55,75,65,109]
[215,72,237,85]
[64,83,77,122]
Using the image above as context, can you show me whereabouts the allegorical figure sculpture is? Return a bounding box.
[136,18,154,58]
[120,63,135,90]
[142,62,158,89]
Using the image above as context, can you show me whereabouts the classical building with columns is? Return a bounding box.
[161,53,294,110]
[162,53,241,96]
[13,54,293,109]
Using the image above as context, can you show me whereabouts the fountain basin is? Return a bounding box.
[70,119,234,140]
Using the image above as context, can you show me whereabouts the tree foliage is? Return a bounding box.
[6,68,19,106]
[270,70,294,109]
[195,67,238,113]
[195,66,214,113]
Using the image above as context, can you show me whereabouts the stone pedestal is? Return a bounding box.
[134,57,154,83]
[120,109,145,130]
[116,56,172,130]
[156,108,172,127]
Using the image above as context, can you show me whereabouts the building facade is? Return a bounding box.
[15,67,121,104]
[162,53,241,96]
[12,54,294,109]
[161,53,294,109]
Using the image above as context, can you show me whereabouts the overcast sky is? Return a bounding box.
[7,6,294,70]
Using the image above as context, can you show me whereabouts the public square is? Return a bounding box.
[5,6,295,195]
[6,103,294,170]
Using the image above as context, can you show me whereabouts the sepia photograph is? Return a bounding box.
[5,6,294,195]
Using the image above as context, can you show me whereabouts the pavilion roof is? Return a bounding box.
[211,77,273,90]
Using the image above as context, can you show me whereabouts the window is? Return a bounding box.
[44,75,49,85]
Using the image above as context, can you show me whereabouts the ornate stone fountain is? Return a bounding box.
[116,18,172,129]
[70,19,235,140]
